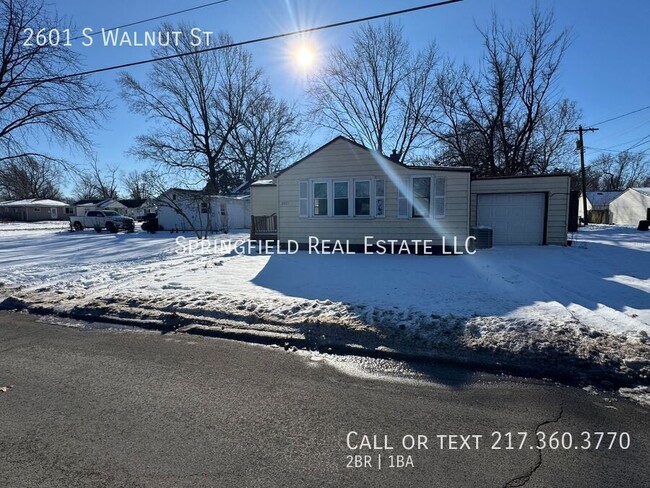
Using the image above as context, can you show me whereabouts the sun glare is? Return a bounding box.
[294,44,316,70]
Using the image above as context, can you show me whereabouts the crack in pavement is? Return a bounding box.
[503,404,564,488]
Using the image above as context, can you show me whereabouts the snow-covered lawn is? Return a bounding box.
[0,220,70,232]
[1,223,648,394]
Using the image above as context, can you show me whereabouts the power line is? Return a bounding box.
[32,0,463,85]
[589,104,650,127]
[626,134,650,151]
[69,0,230,41]
[592,132,650,151]
[585,146,649,156]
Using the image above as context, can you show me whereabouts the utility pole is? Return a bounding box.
[565,125,598,226]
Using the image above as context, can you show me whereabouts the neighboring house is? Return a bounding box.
[250,136,571,250]
[73,199,128,216]
[156,188,250,232]
[118,199,157,220]
[609,188,650,225]
[577,191,622,224]
[0,199,74,221]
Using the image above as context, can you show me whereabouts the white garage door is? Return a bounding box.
[477,193,545,245]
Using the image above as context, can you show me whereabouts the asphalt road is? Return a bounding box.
[0,312,648,488]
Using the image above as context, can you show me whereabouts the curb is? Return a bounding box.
[1,304,645,392]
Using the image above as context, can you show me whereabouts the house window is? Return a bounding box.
[354,180,371,216]
[299,181,309,217]
[375,179,385,217]
[434,177,446,218]
[65,208,74,214]
[313,181,329,216]
[33,207,41,212]
[333,181,349,216]
[412,177,431,218]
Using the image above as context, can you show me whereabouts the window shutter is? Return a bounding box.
[397,178,409,218]
[375,179,385,217]
[434,177,446,218]
[299,181,308,217]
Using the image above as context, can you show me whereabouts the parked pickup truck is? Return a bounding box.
[70,210,135,233]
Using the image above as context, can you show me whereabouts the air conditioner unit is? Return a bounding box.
[471,226,493,249]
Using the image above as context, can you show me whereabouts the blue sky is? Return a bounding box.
[47,0,650,189]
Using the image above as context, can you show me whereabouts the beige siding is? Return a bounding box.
[470,175,571,246]
[609,189,650,225]
[251,186,278,216]
[277,138,470,246]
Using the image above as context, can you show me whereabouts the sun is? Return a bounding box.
[293,43,317,72]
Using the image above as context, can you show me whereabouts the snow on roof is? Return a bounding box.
[586,191,622,206]
[251,179,276,186]
[632,187,650,197]
[0,198,69,207]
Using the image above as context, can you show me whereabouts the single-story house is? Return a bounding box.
[0,198,74,221]
[118,199,157,220]
[73,199,128,216]
[577,191,622,224]
[250,136,571,251]
[156,189,250,232]
[609,188,650,225]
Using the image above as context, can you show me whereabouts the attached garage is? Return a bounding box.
[471,174,571,246]
[477,193,546,245]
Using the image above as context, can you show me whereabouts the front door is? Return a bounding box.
[50,208,58,219]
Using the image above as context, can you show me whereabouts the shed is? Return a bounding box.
[609,188,650,225]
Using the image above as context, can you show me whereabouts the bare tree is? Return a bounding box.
[590,152,649,190]
[0,156,62,199]
[121,170,153,200]
[0,0,108,165]
[72,177,99,201]
[227,89,302,183]
[306,21,439,162]
[120,25,263,195]
[429,7,578,176]
[73,159,119,200]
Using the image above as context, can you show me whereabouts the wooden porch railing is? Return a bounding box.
[250,214,277,240]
